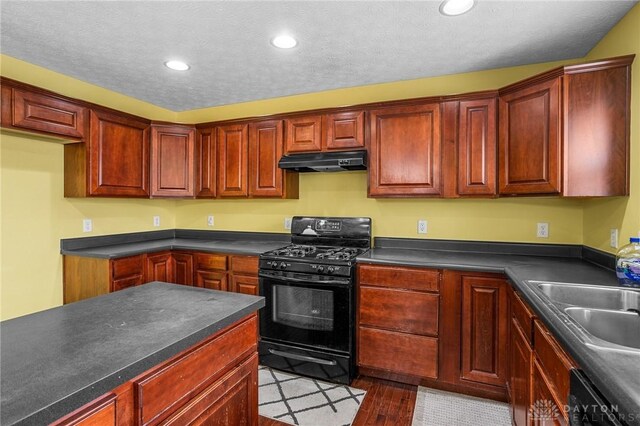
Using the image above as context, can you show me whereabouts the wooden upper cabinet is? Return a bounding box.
[1,84,87,140]
[249,120,288,198]
[217,124,249,197]
[323,110,365,151]
[195,127,216,198]
[499,77,561,195]
[458,98,497,196]
[368,103,442,197]
[284,115,322,154]
[65,109,150,198]
[562,60,632,196]
[150,125,195,198]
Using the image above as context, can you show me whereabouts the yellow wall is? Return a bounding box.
[2,4,639,319]
[582,4,640,252]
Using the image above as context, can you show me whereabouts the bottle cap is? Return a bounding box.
[631,237,640,243]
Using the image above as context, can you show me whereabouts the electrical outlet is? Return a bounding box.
[610,228,619,248]
[153,216,160,227]
[284,217,292,230]
[207,215,214,227]
[537,222,549,238]
[418,220,428,234]
[82,219,92,233]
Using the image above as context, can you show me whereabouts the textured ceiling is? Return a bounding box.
[1,1,637,111]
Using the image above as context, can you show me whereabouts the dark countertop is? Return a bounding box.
[60,229,291,259]
[357,245,640,425]
[0,282,265,426]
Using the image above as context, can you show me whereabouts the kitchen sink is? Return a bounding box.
[564,307,640,350]
[535,282,640,311]
[530,281,640,351]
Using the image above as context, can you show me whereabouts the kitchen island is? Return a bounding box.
[0,282,264,425]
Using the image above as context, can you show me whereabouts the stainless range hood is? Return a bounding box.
[278,150,367,172]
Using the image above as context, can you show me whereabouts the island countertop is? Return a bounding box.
[0,282,264,426]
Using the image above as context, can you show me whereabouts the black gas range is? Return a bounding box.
[258,216,371,385]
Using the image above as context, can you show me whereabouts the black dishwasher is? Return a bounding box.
[569,369,626,426]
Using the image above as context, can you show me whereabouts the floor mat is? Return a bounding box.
[259,366,366,426]
[411,386,511,426]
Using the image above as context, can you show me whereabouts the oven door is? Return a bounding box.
[259,270,352,353]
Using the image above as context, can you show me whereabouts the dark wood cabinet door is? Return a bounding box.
[150,125,195,197]
[87,109,150,197]
[145,251,172,283]
[499,77,561,195]
[162,353,258,426]
[511,318,533,426]
[217,124,249,197]
[323,110,365,151]
[460,275,509,387]
[1,85,87,139]
[369,103,442,196]
[284,115,322,153]
[458,98,497,196]
[248,119,285,197]
[171,252,194,286]
[531,359,567,426]
[195,127,216,198]
[563,64,631,196]
[196,270,228,291]
[232,275,258,295]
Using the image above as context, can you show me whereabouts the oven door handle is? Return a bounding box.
[259,271,350,286]
[268,348,338,366]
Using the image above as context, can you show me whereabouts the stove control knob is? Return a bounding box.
[279,262,287,269]
[271,261,278,269]
[327,266,335,274]
[317,265,324,273]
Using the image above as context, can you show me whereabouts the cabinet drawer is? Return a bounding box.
[230,255,259,275]
[163,353,258,425]
[111,255,145,279]
[194,253,228,271]
[135,315,257,426]
[112,275,143,292]
[358,326,438,379]
[359,287,439,336]
[233,275,259,295]
[534,320,575,404]
[512,291,535,344]
[358,264,439,292]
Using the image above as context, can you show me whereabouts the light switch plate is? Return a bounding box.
[153,216,160,227]
[207,215,214,227]
[284,217,292,230]
[82,219,92,233]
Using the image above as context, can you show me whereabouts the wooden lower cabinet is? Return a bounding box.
[459,274,509,388]
[511,317,534,426]
[171,251,194,286]
[532,359,567,426]
[63,252,259,303]
[145,251,172,283]
[230,255,259,295]
[52,314,259,426]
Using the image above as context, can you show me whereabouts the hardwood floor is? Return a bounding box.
[258,375,418,426]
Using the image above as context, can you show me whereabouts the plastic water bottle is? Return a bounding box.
[616,237,640,287]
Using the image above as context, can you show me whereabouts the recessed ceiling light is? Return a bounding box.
[439,0,475,16]
[271,35,297,49]
[164,60,190,71]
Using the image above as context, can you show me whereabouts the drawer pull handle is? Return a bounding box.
[267,349,337,366]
